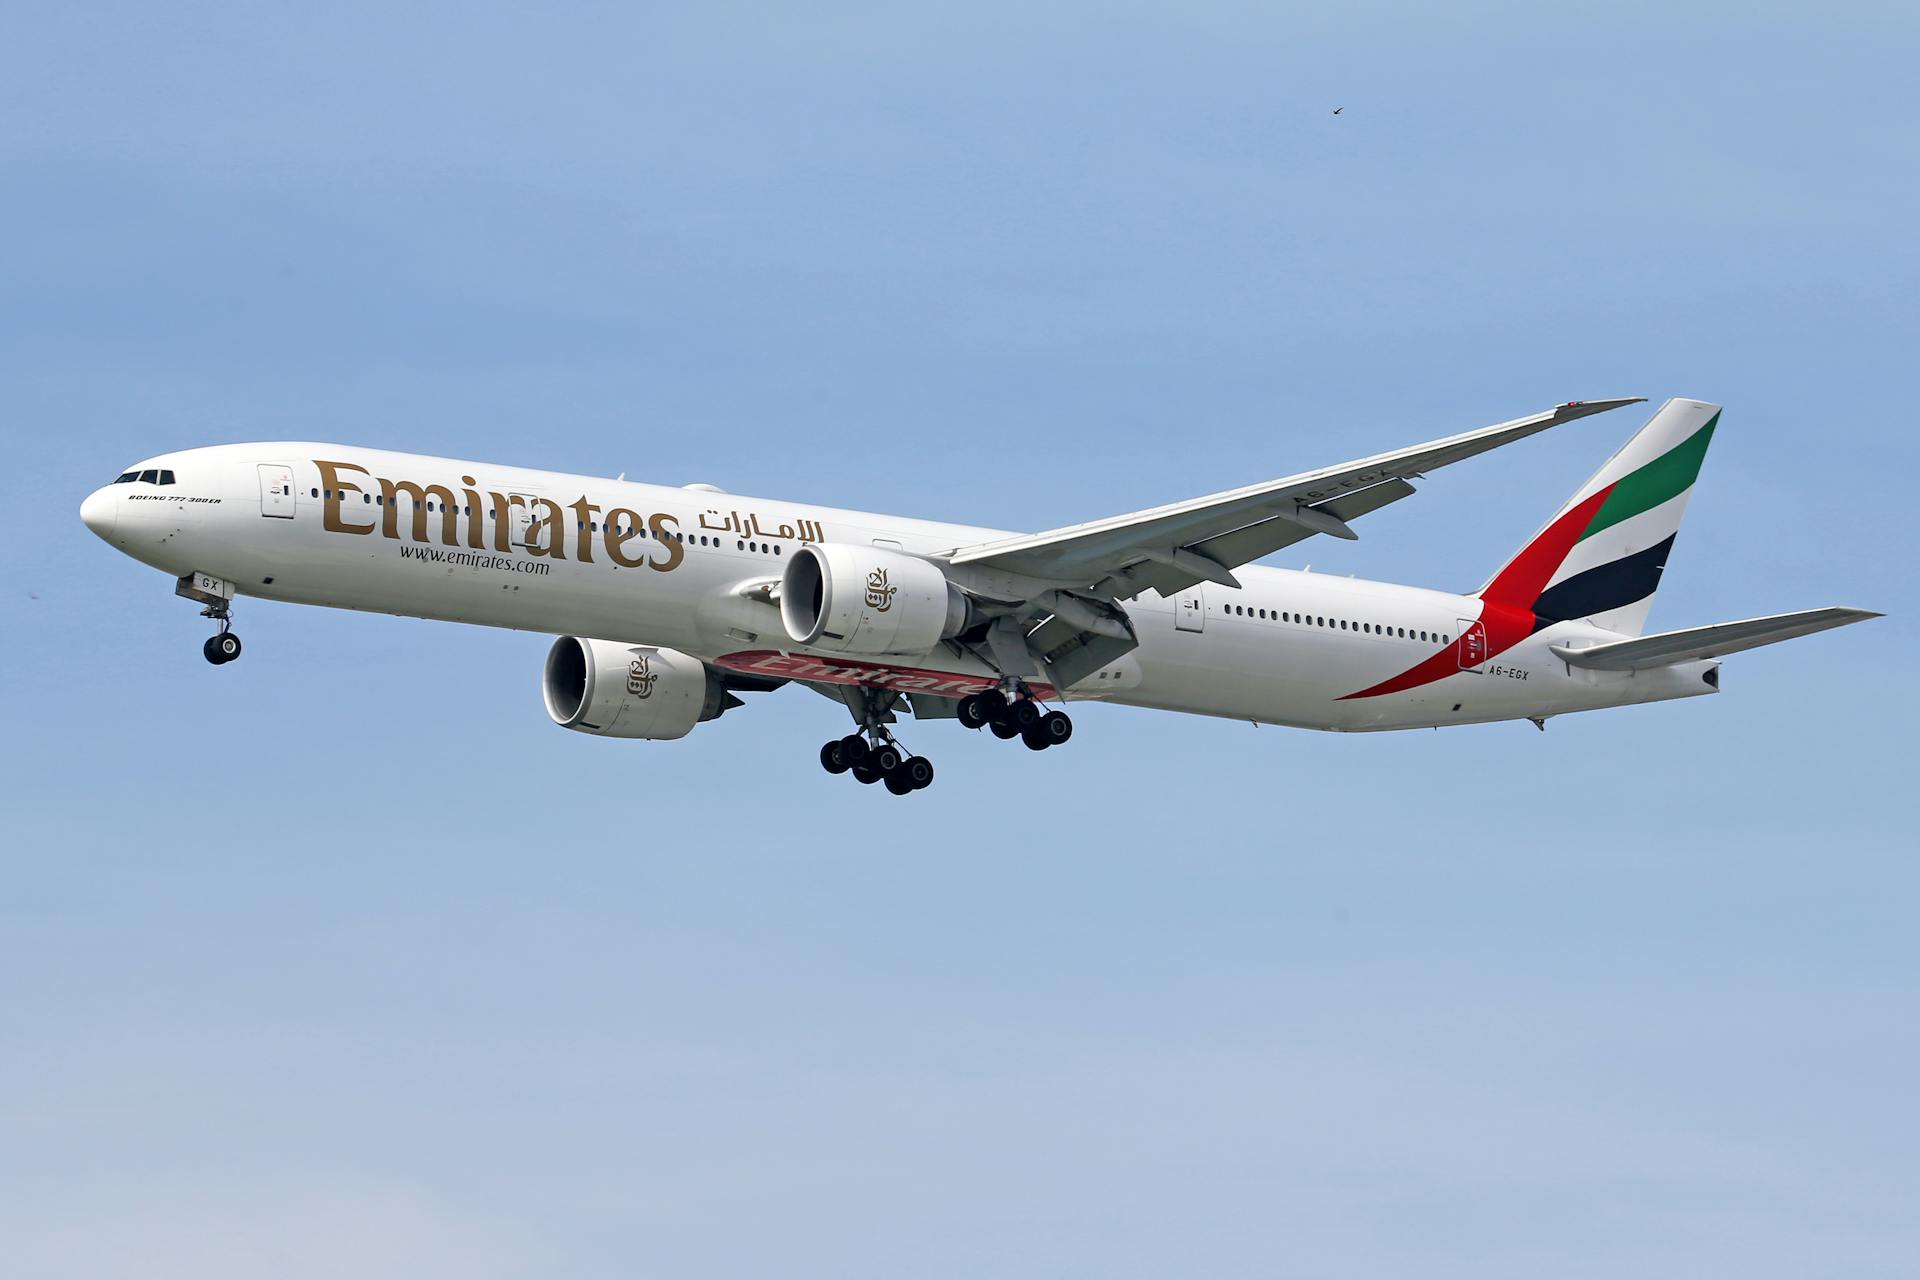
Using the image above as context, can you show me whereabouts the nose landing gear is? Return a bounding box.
[202,626,242,665]
[178,572,243,665]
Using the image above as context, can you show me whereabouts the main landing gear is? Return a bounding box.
[956,687,1073,752]
[819,729,936,796]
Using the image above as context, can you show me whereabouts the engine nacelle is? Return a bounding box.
[542,638,730,740]
[779,543,971,656]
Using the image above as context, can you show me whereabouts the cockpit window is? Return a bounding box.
[138,469,159,483]
[115,472,137,483]
[158,469,175,485]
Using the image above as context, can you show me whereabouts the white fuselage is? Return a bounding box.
[81,443,1719,731]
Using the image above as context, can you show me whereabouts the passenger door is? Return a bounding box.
[1174,586,1206,633]
[258,464,296,518]
[509,492,541,549]
[1457,618,1488,671]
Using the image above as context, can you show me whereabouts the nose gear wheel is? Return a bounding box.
[199,600,242,666]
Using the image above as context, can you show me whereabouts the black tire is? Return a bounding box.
[989,719,1021,740]
[1009,698,1041,729]
[820,740,850,774]
[1040,710,1073,746]
[840,734,870,767]
[203,636,226,665]
[884,771,914,795]
[956,694,990,730]
[205,633,241,664]
[904,756,935,790]
[870,744,902,774]
[1022,723,1051,751]
[975,689,1007,720]
[852,762,883,785]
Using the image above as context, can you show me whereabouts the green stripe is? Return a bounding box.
[1579,413,1718,542]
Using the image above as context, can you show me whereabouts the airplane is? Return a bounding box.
[80,397,1877,795]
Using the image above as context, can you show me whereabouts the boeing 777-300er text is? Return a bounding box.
[81,397,1878,794]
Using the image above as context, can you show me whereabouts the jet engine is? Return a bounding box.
[542,638,735,739]
[779,543,973,656]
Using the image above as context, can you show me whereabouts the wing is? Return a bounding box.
[949,398,1643,599]
[1548,608,1881,672]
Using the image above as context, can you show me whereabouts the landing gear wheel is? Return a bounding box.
[839,734,871,768]
[884,770,915,795]
[870,744,903,774]
[204,632,241,665]
[820,740,851,774]
[851,762,883,785]
[1007,698,1042,730]
[902,756,935,790]
[1038,710,1072,747]
[957,694,992,730]
[989,719,1021,741]
[975,689,1007,721]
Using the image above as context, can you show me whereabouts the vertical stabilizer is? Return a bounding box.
[1477,398,1720,636]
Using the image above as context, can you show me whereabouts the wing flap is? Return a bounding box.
[1181,476,1418,584]
[1550,607,1881,671]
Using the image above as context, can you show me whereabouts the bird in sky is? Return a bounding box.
[1333,107,1344,115]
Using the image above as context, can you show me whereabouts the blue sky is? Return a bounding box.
[3,3,1916,1276]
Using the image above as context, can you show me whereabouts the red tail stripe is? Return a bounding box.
[1479,482,1614,611]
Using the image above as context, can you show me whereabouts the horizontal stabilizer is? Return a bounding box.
[1550,607,1881,672]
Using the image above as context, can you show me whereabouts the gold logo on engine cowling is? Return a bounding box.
[627,655,657,698]
[864,567,897,612]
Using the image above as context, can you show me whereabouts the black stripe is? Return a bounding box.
[1531,534,1677,626]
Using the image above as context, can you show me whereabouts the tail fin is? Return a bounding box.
[1478,397,1720,636]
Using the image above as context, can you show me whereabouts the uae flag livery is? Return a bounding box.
[1345,399,1720,700]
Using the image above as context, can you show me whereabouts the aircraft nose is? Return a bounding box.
[80,486,118,539]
